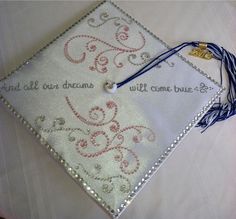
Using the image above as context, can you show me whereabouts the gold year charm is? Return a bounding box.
[189,43,213,60]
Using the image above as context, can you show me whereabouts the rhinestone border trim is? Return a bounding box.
[0,0,225,218]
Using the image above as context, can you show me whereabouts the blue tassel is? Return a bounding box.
[196,43,236,131]
[116,42,236,131]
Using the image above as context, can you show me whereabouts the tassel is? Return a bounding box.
[196,43,236,131]
[116,41,236,131]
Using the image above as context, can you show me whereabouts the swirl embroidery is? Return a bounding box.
[75,163,131,194]
[64,12,175,73]
[87,12,132,28]
[35,115,90,142]
[128,52,175,67]
[64,26,146,73]
[64,10,151,73]
[65,96,156,175]
[35,99,156,194]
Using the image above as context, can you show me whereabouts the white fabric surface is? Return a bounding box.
[0,1,236,219]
